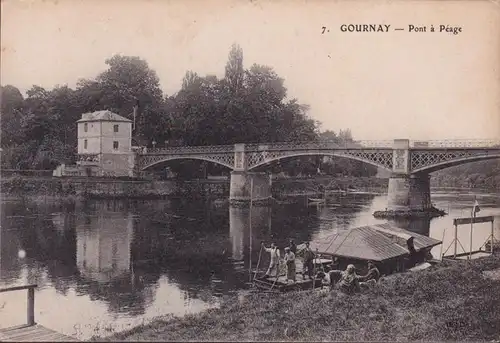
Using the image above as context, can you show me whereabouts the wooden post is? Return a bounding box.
[439,227,446,258]
[27,287,35,326]
[491,221,495,255]
[453,223,458,258]
[312,249,319,291]
[249,178,253,284]
[469,209,475,259]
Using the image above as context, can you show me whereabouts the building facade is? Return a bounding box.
[75,110,135,177]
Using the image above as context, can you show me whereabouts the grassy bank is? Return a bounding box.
[99,255,500,342]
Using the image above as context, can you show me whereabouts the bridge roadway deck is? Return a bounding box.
[0,324,79,342]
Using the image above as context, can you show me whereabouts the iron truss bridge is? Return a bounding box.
[136,139,500,174]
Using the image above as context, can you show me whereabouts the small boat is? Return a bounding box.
[252,259,332,293]
[308,198,325,204]
[253,273,324,292]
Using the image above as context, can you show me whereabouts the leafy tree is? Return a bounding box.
[224,43,244,93]
[1,85,24,114]
[338,129,354,142]
[432,160,500,190]
[79,55,166,145]
[1,85,25,147]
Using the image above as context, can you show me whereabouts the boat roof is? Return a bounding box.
[76,110,132,123]
[302,223,442,262]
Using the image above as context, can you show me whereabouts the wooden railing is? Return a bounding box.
[0,284,38,326]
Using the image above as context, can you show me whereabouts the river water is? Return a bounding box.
[1,190,499,340]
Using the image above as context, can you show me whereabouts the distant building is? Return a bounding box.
[53,110,135,177]
[76,110,134,177]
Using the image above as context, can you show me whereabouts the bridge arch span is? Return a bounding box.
[247,151,393,172]
[412,154,500,174]
[141,156,234,171]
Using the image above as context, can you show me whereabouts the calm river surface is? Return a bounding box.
[1,190,499,339]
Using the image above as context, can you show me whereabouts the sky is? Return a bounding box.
[1,0,500,140]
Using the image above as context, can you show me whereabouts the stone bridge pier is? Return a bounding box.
[229,144,272,206]
[387,173,431,212]
[378,139,440,218]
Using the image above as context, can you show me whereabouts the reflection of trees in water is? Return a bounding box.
[0,199,162,317]
[131,211,238,300]
[73,270,158,316]
[127,198,254,300]
[1,203,24,281]
[268,203,319,246]
[0,201,78,292]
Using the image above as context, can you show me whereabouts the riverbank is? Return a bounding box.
[0,175,388,200]
[0,176,229,199]
[98,255,500,342]
[3,176,498,201]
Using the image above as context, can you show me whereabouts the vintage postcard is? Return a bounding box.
[1,0,499,341]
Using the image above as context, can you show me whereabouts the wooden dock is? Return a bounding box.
[0,324,78,342]
[0,284,79,342]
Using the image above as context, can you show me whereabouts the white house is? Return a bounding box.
[76,110,135,177]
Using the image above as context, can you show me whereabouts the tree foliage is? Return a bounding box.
[432,160,500,190]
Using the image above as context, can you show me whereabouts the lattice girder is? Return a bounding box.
[136,144,500,173]
[410,149,500,173]
[138,153,235,170]
[246,149,393,171]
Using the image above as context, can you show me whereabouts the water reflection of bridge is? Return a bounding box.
[229,206,271,261]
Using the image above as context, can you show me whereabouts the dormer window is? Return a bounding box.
[113,124,119,133]
[84,123,88,132]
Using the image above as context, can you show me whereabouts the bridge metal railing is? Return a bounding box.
[244,140,394,151]
[140,140,395,154]
[409,139,500,148]
[144,145,235,155]
[138,139,500,155]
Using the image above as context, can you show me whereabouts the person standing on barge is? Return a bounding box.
[302,242,316,280]
[283,247,296,283]
[261,242,280,279]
